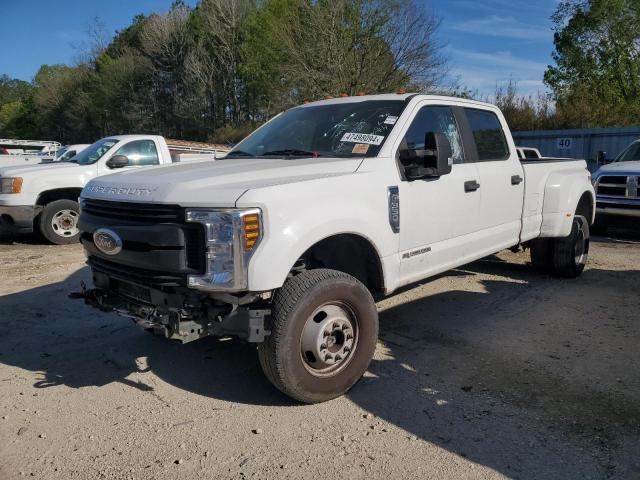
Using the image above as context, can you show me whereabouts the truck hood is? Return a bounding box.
[595,161,640,176]
[82,156,363,206]
[0,161,87,178]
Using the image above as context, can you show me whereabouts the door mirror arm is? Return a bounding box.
[405,166,439,179]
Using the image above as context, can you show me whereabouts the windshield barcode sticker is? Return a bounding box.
[341,132,385,145]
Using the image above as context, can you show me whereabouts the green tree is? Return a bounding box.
[0,75,32,107]
[243,0,445,112]
[545,0,640,127]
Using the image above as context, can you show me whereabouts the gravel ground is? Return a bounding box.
[0,225,639,480]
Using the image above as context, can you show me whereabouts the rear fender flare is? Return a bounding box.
[540,171,594,238]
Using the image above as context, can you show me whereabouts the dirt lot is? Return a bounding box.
[1,227,639,480]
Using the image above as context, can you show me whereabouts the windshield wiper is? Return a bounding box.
[225,150,255,157]
[262,149,319,157]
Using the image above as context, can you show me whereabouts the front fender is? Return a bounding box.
[238,173,398,292]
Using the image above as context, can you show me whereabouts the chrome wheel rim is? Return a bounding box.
[51,209,79,237]
[574,220,588,265]
[300,302,358,377]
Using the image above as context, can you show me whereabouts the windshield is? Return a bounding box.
[227,100,406,159]
[615,142,640,162]
[55,146,69,160]
[70,138,119,165]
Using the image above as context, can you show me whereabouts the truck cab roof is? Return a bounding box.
[300,93,498,110]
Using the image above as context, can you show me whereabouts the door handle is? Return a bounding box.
[511,175,523,185]
[464,180,480,192]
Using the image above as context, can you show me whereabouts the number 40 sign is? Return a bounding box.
[557,138,572,150]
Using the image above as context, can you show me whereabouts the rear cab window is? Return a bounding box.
[464,108,510,161]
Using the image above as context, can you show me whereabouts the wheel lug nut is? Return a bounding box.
[346,334,353,340]
[320,344,327,350]
[323,331,330,337]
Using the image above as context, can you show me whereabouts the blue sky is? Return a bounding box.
[430,0,558,96]
[0,0,557,96]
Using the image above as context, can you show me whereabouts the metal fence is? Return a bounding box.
[512,126,640,171]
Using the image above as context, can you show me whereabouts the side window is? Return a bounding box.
[60,150,76,161]
[114,140,159,166]
[402,106,465,164]
[464,108,509,161]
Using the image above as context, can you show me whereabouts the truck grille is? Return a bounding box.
[596,175,639,198]
[89,256,186,288]
[81,199,206,277]
[82,198,183,223]
[184,225,206,271]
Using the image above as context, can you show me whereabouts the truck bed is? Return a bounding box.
[521,157,590,242]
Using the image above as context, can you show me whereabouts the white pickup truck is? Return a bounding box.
[0,139,63,167]
[0,135,228,244]
[0,144,91,168]
[76,94,595,403]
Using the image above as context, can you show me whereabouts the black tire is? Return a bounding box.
[258,269,378,404]
[38,199,81,245]
[529,238,554,271]
[591,214,608,235]
[552,215,590,278]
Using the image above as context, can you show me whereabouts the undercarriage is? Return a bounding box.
[75,274,271,344]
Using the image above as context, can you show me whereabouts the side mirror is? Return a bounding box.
[596,151,608,165]
[106,155,129,169]
[400,132,452,180]
[428,132,453,176]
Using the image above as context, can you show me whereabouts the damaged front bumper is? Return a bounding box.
[74,279,271,344]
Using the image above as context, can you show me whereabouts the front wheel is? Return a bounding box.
[552,215,590,278]
[258,269,378,404]
[38,199,81,245]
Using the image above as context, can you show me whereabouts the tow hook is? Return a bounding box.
[68,282,122,312]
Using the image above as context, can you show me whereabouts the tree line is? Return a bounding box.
[0,0,445,144]
[0,0,638,144]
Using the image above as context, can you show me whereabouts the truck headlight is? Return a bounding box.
[0,177,23,194]
[185,208,262,291]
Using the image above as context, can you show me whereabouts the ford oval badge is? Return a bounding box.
[93,228,123,256]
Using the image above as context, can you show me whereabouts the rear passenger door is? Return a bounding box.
[461,107,524,256]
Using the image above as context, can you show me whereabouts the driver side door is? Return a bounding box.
[397,104,481,286]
